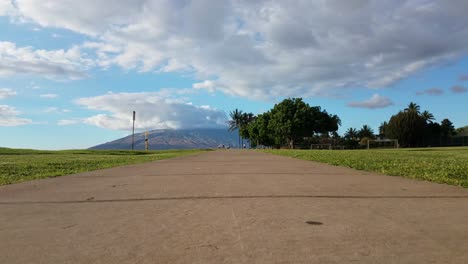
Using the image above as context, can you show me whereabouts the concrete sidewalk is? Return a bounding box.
[1,150,467,263]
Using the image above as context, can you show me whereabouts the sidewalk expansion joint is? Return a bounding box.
[1,194,468,205]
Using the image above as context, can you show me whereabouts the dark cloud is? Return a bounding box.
[451,85,468,93]
[416,88,444,96]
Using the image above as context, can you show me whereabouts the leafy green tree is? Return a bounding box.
[227,108,243,148]
[455,126,468,136]
[382,103,459,147]
[268,98,309,148]
[321,113,341,135]
[247,112,275,147]
[426,122,441,146]
[378,122,388,137]
[440,118,456,137]
[385,110,426,147]
[267,98,340,148]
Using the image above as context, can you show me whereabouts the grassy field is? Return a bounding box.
[262,147,468,187]
[0,148,208,185]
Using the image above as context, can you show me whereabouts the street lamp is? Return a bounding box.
[132,111,136,151]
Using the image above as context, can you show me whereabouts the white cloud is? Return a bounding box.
[75,91,228,130]
[348,94,394,109]
[28,81,40,89]
[44,107,72,113]
[0,41,91,80]
[57,119,80,126]
[13,0,146,36]
[0,1,15,16]
[0,88,16,99]
[0,104,32,126]
[4,1,468,98]
[43,107,58,113]
[193,80,216,92]
[40,93,58,99]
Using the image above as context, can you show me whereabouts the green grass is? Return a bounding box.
[262,147,468,187]
[0,148,209,185]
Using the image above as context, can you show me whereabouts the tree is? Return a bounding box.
[239,112,255,147]
[440,118,456,137]
[227,109,243,148]
[421,110,435,123]
[247,112,275,147]
[268,98,310,148]
[380,102,460,147]
[267,98,340,148]
[455,126,468,136]
[331,115,342,127]
[358,125,375,139]
[322,114,341,135]
[405,102,421,114]
[378,122,388,137]
[344,128,358,140]
[426,122,441,146]
[385,110,426,147]
[342,128,359,148]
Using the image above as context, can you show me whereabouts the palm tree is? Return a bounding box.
[421,110,434,123]
[358,125,375,139]
[344,128,358,140]
[239,112,255,147]
[241,112,255,127]
[405,102,421,114]
[331,114,341,130]
[227,109,243,148]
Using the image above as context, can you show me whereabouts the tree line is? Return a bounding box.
[379,102,457,147]
[227,98,461,149]
[228,98,340,149]
[344,102,458,148]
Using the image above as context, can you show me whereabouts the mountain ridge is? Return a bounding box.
[89,128,239,150]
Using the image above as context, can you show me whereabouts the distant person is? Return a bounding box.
[243,143,246,149]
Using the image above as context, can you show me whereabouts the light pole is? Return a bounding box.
[145,131,149,151]
[132,111,135,151]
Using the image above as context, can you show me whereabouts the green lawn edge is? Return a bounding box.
[261,147,468,188]
[0,148,211,186]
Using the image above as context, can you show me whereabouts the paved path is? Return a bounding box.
[1,150,468,263]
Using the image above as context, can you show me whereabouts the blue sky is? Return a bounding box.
[0,0,467,149]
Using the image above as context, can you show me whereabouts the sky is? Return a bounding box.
[0,0,467,150]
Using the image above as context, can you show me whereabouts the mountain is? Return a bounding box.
[89,128,240,150]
